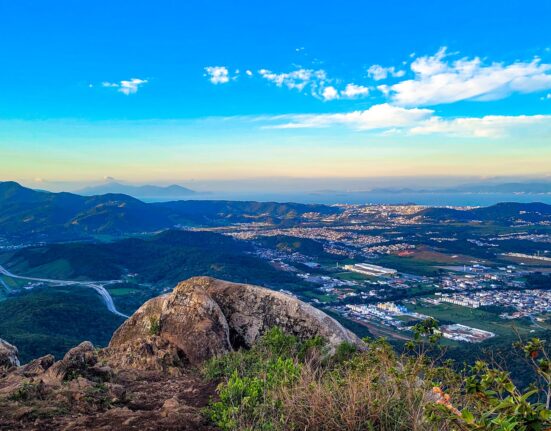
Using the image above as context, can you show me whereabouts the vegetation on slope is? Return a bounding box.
[255,235,329,257]
[416,202,551,224]
[0,286,124,363]
[1,230,299,288]
[203,326,551,431]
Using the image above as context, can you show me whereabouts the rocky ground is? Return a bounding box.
[0,276,362,430]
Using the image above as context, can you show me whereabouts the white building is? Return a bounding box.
[344,263,397,277]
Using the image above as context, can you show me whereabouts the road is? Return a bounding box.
[0,264,129,318]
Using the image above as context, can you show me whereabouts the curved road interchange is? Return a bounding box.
[0,264,129,318]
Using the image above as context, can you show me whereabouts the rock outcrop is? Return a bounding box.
[0,276,364,430]
[159,280,232,363]
[108,279,233,370]
[108,277,363,370]
[0,338,20,369]
[42,341,112,385]
[202,277,361,349]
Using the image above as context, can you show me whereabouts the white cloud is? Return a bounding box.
[409,47,448,77]
[341,83,369,99]
[262,102,551,138]
[245,70,253,76]
[409,114,551,138]
[321,86,339,101]
[367,65,405,81]
[386,47,551,106]
[101,78,148,95]
[269,103,434,130]
[258,68,369,101]
[205,66,230,84]
[258,68,328,94]
[118,78,148,95]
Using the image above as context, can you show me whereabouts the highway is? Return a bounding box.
[0,264,129,318]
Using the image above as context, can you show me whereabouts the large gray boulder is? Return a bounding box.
[159,280,232,364]
[108,279,232,368]
[109,295,167,347]
[201,277,362,350]
[107,276,363,369]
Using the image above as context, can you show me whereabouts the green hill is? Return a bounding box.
[1,229,300,288]
[416,202,551,224]
[0,181,340,242]
[0,285,124,363]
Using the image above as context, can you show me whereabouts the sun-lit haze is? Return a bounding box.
[1,1,550,198]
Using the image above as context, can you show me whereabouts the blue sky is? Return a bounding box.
[1,0,551,190]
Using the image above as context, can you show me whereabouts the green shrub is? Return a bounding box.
[8,381,46,402]
[83,383,111,410]
[203,327,551,431]
[148,316,160,336]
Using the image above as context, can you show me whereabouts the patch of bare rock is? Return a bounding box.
[0,276,363,430]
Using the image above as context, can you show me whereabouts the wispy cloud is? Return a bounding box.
[204,47,551,108]
[261,103,551,138]
[383,47,551,106]
[101,78,148,95]
[205,66,230,84]
[367,65,405,81]
[268,103,433,130]
[258,68,328,94]
[257,67,370,101]
[409,114,551,138]
[201,48,551,139]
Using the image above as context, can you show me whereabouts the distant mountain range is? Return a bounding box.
[2,181,550,241]
[77,182,197,200]
[416,202,551,224]
[0,182,339,241]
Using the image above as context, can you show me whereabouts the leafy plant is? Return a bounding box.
[148,316,161,336]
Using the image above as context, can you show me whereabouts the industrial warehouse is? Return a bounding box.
[344,263,398,277]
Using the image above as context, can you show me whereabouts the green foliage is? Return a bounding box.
[332,341,357,363]
[204,328,320,430]
[0,285,124,363]
[2,230,300,288]
[8,381,45,402]
[83,383,111,410]
[426,337,551,431]
[148,316,161,336]
[204,327,551,431]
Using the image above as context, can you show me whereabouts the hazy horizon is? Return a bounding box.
[4,175,551,206]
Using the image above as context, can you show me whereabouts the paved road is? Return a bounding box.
[0,277,11,292]
[0,264,129,318]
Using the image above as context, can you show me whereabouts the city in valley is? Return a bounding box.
[187,203,551,346]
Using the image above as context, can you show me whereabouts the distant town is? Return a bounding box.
[190,203,551,344]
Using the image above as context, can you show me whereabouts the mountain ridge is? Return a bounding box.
[0,182,339,241]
